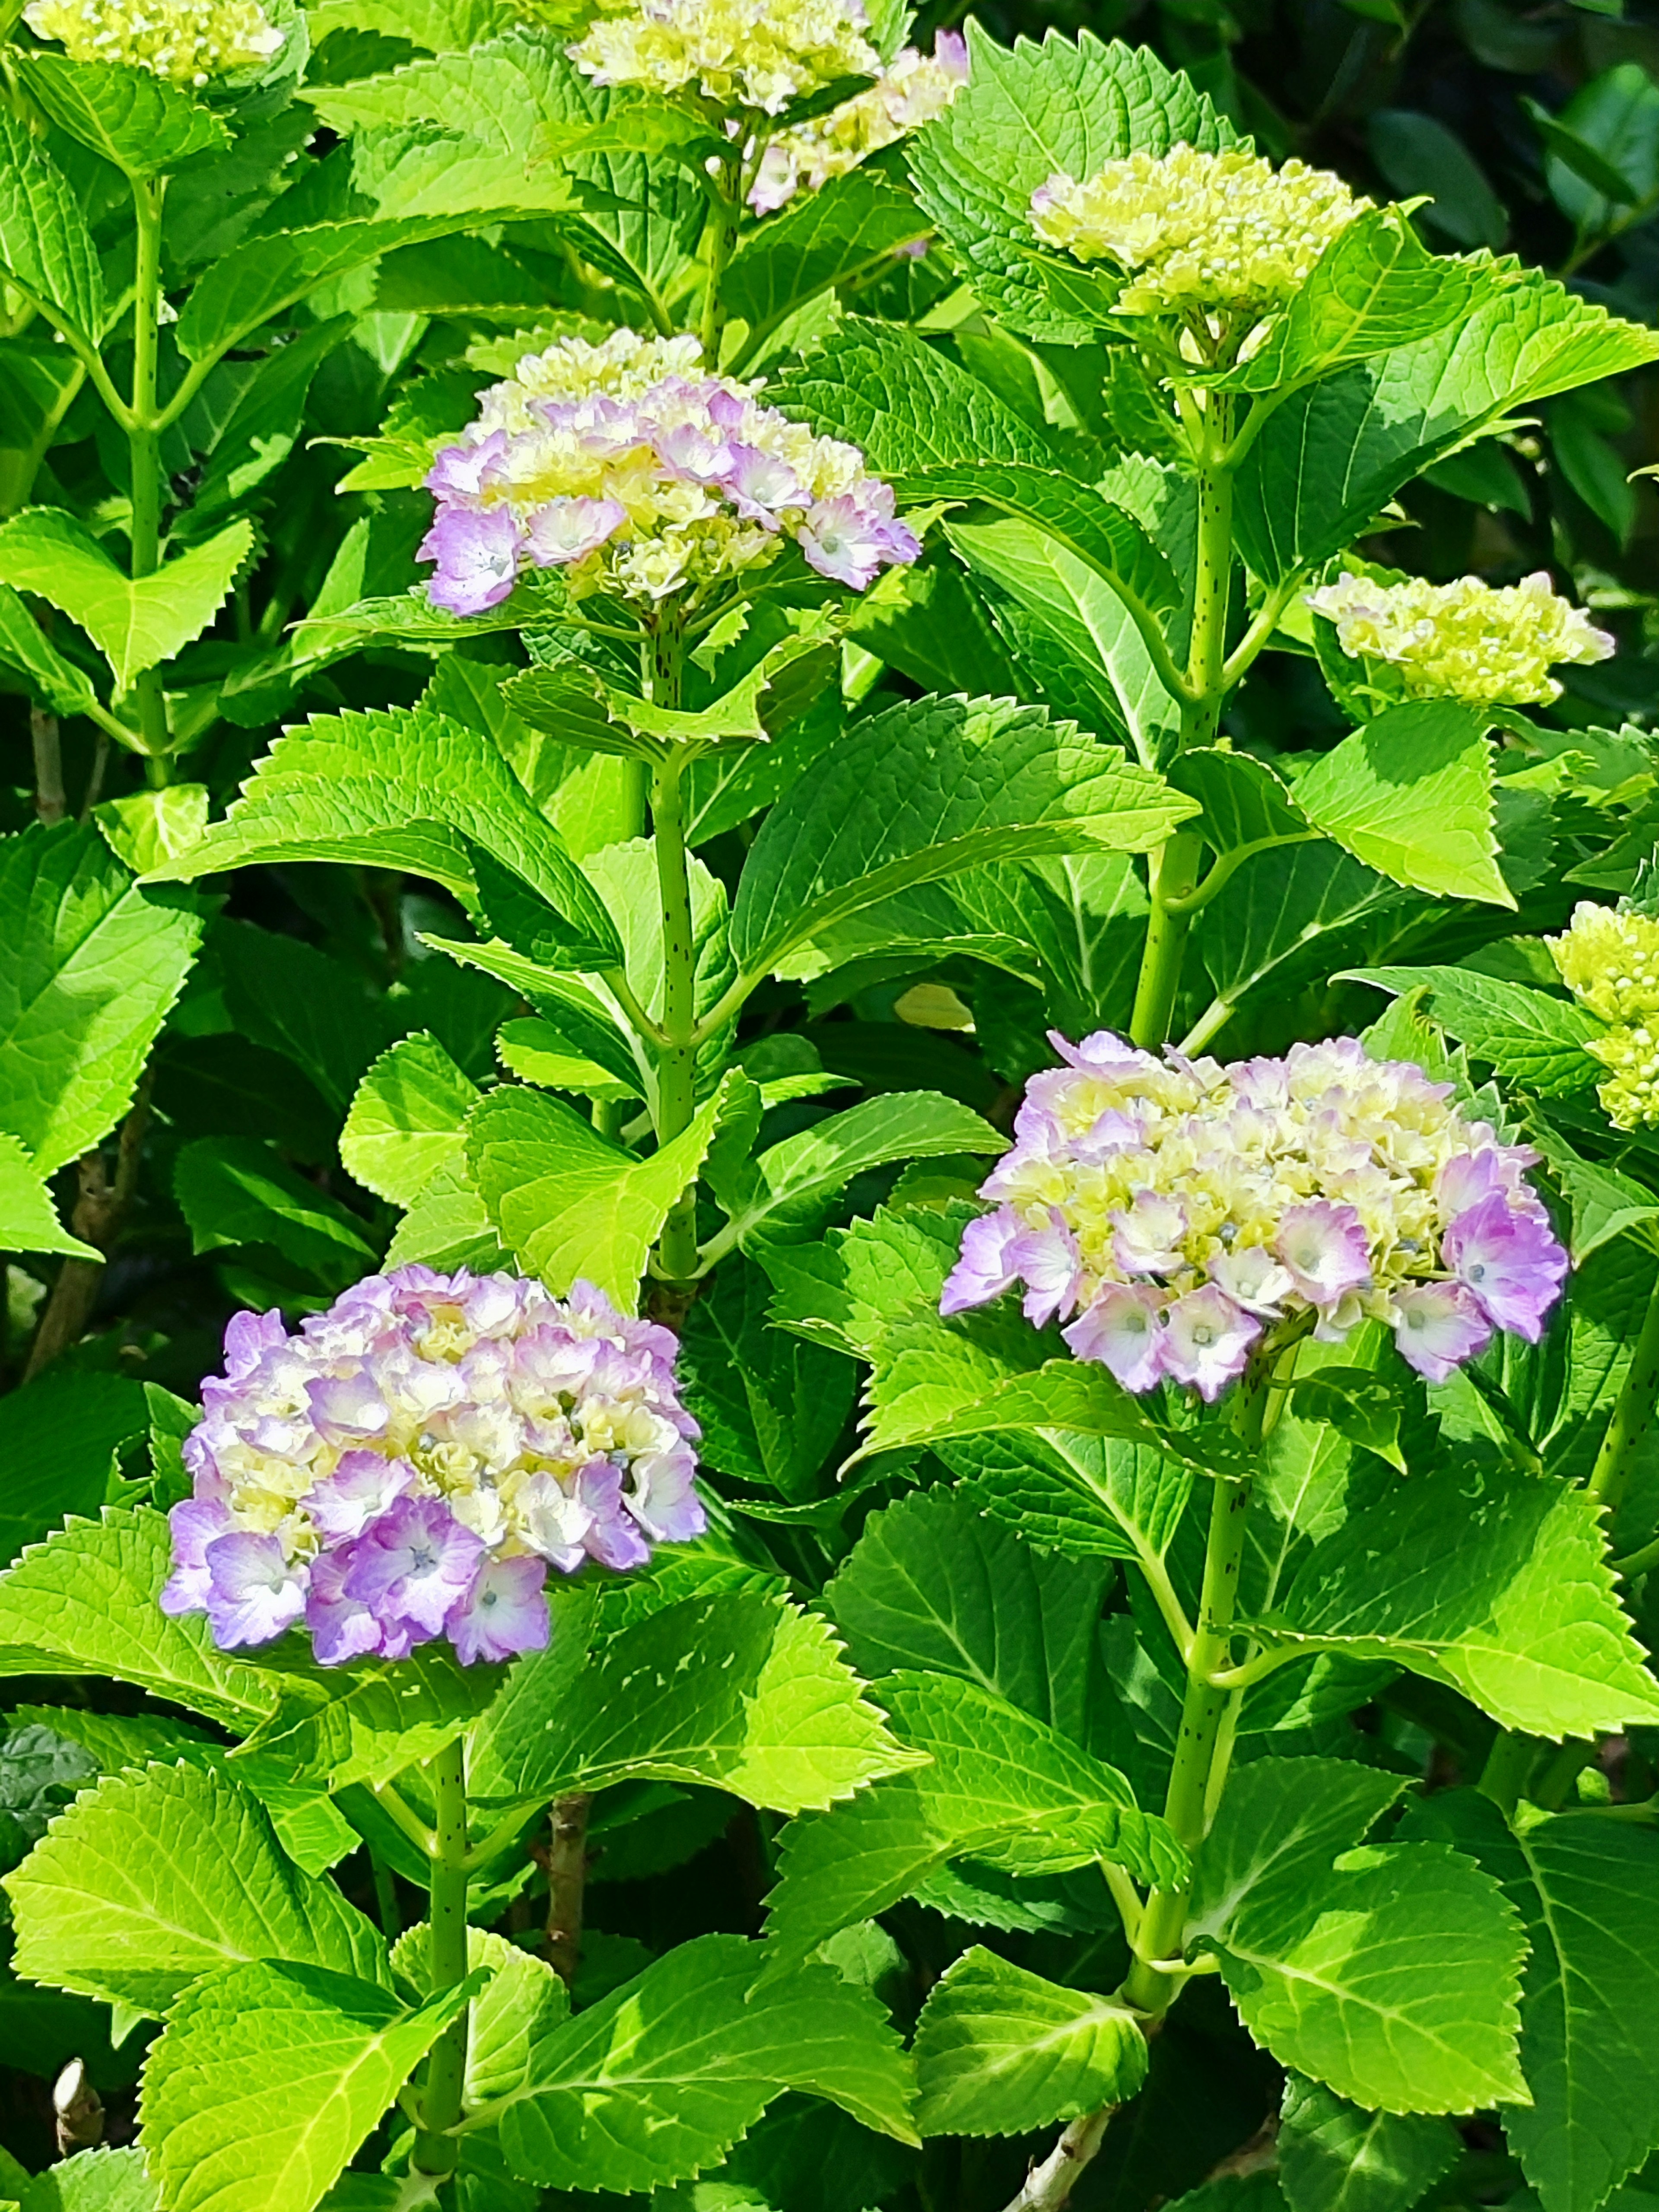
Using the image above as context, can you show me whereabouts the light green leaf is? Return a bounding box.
[822,1487,1114,1745]
[467,1079,735,1307]
[1527,1125,1659,1265]
[339,1033,480,1208]
[911,1946,1147,2137]
[1262,1462,1659,1738]
[499,1933,917,2191]
[236,1644,502,1793]
[765,1672,1186,1959]
[709,1092,1004,1252]
[0,1373,148,1565]
[0,823,203,1174]
[393,1922,566,2112]
[0,1510,274,1730]
[1169,747,1312,863]
[6,1762,388,2017]
[725,173,928,351]
[139,1959,476,2212]
[173,1137,378,1286]
[1341,967,1599,1096]
[1197,839,1405,1019]
[0,511,253,691]
[17,2149,155,2212]
[469,1591,918,1812]
[728,693,1193,979]
[946,1431,1194,1572]
[1278,2075,1461,2212]
[1213,206,1505,394]
[909,26,1239,338]
[11,52,226,178]
[1409,1790,1659,2212]
[1293,703,1513,907]
[775,318,1067,472]
[0,583,103,722]
[383,1157,507,1275]
[0,111,106,341]
[148,706,621,970]
[94,787,210,878]
[0,1134,98,1261]
[1190,1756,1526,2113]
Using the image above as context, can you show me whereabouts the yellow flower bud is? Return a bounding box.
[1306,569,1614,709]
[23,0,284,84]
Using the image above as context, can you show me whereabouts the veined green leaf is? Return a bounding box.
[173,1138,378,1286]
[0,111,106,342]
[1190,1757,1526,2114]
[1293,703,1513,907]
[339,1033,480,1209]
[1197,839,1406,1020]
[236,1643,502,1794]
[1261,1462,1659,1738]
[6,1762,387,2017]
[0,512,252,693]
[393,1921,565,2112]
[946,1431,1195,1572]
[498,1934,918,2191]
[1278,2076,1460,2212]
[1528,1124,1659,1265]
[0,1373,149,1567]
[0,823,203,1176]
[139,1959,477,2212]
[765,1671,1186,1959]
[729,693,1192,978]
[0,1134,98,1262]
[911,1947,1148,2137]
[0,583,103,722]
[725,172,930,350]
[469,1590,918,1811]
[1343,966,1599,1096]
[11,52,226,178]
[1169,747,1312,863]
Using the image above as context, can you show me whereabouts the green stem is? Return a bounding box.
[1477,1729,1536,1819]
[1120,1355,1272,2018]
[699,168,741,365]
[1128,401,1234,1050]
[1587,1268,1659,1512]
[646,623,700,1287]
[127,175,170,764]
[412,1736,470,2177]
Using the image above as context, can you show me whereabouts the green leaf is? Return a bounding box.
[0,1374,148,1565]
[1189,1756,1526,2113]
[0,111,106,341]
[1287,1370,1407,1472]
[1235,266,1659,582]
[677,1257,855,1498]
[94,787,210,879]
[823,1487,1115,1745]
[6,1762,388,2018]
[0,1134,98,1261]
[725,172,929,349]
[237,1644,502,1793]
[728,694,1192,979]
[392,1922,565,2112]
[775,318,1068,471]
[911,1946,1148,2138]
[1341,967,1599,1097]
[383,1157,507,1275]
[948,1432,1194,1572]
[139,1959,476,2212]
[709,1092,1004,1252]
[147,706,621,971]
[339,1033,479,1208]
[765,1672,1186,1959]
[469,1591,919,1812]
[1278,2076,1459,2212]
[499,1933,918,2191]
[1168,747,1312,863]
[0,511,252,692]
[467,1080,734,1307]
[0,823,203,1174]
[1262,1462,1659,1738]
[11,53,226,179]
[173,1137,378,1286]
[1197,840,1404,1019]
[17,2149,155,2212]
[1213,208,1504,394]
[0,583,103,723]
[1292,704,1513,907]
[1527,1124,1659,1265]
[0,1510,274,1731]
[909,26,1239,339]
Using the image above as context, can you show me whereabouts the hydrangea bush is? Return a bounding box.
[1,3,1659,2212]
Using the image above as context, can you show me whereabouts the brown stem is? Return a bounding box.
[543,1792,593,1988]
[31,706,65,825]
[1000,2108,1116,2212]
[23,1076,151,1381]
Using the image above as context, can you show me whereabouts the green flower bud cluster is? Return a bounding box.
[22,0,283,83]
[1030,143,1363,321]
[1550,900,1659,1131]
[569,0,879,118]
[1306,569,1615,709]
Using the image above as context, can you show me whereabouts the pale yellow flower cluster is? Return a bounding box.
[1306,569,1615,708]
[569,0,879,117]
[750,32,969,211]
[1030,143,1363,320]
[1550,901,1659,1130]
[22,0,283,83]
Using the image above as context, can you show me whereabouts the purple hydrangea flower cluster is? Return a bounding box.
[942,1031,1569,1400]
[162,1269,703,1665]
[418,329,920,617]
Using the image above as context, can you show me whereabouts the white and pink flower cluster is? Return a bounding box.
[942,1032,1568,1400]
[162,1269,703,1666]
[419,330,919,617]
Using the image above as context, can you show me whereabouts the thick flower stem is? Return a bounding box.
[128,176,171,766]
[412,1736,470,2178]
[999,2107,1116,2212]
[543,1791,593,1987]
[1588,1268,1659,1513]
[651,747,701,1286]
